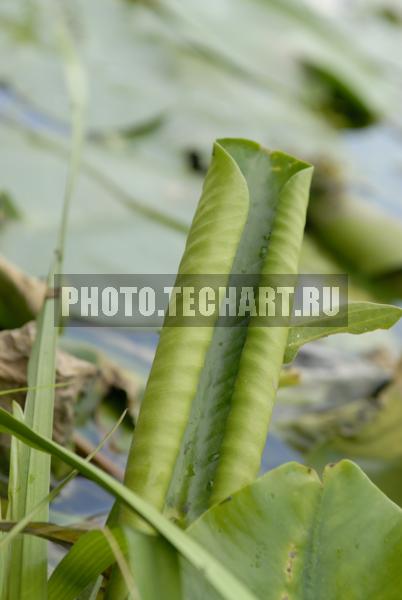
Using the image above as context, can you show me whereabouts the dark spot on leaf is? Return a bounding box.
[376,6,402,25]
[0,190,20,224]
[286,545,297,579]
[185,149,208,174]
[302,61,376,129]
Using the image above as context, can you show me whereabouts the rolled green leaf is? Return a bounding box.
[210,149,313,507]
[117,138,312,527]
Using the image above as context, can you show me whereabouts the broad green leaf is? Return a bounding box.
[0,407,257,600]
[184,460,402,600]
[285,301,402,363]
[0,0,172,131]
[0,122,189,275]
[116,139,312,534]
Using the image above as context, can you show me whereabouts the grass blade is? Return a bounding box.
[1,402,25,598]
[0,407,257,600]
[4,16,87,599]
[0,410,126,553]
[101,527,140,600]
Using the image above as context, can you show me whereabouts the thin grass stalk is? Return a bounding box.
[3,15,87,600]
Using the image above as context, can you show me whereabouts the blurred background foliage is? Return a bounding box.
[1,0,402,289]
[1,0,402,523]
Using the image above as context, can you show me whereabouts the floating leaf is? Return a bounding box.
[184,460,402,599]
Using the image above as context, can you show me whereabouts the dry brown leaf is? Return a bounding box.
[0,321,98,445]
[0,322,142,453]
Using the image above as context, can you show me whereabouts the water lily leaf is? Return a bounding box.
[0,0,173,131]
[184,459,402,599]
[2,0,402,282]
[0,122,190,276]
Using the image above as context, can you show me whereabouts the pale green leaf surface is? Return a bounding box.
[210,146,312,508]
[185,460,402,600]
